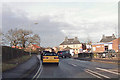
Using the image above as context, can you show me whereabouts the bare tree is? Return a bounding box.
[31,34,40,46]
[4,28,40,48]
[4,29,19,47]
[0,31,3,46]
[1,33,6,46]
[17,29,33,48]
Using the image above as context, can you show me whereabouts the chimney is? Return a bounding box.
[74,37,78,41]
[65,37,68,41]
[112,34,116,38]
[102,34,105,38]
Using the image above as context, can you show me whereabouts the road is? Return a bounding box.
[33,57,119,79]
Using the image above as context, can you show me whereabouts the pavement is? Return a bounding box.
[91,58,119,64]
[75,57,119,64]
[2,55,40,79]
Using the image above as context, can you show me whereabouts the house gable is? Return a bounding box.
[60,37,81,45]
[100,34,116,42]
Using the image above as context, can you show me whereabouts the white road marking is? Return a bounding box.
[85,70,101,79]
[96,68,120,75]
[71,64,77,67]
[110,70,118,72]
[86,69,110,79]
[35,66,43,80]
[32,56,42,80]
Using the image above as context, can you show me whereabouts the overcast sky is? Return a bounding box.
[1,0,119,47]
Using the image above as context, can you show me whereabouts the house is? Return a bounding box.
[100,34,116,42]
[53,47,59,53]
[92,42,113,53]
[59,37,82,54]
[92,34,119,53]
[111,37,120,52]
[26,44,40,52]
[45,47,53,52]
[12,46,23,49]
[85,43,92,53]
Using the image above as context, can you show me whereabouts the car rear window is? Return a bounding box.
[43,51,50,54]
[58,51,69,54]
[43,52,58,56]
[62,51,69,54]
[57,51,62,53]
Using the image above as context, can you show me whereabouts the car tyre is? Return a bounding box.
[65,56,67,58]
[56,63,59,66]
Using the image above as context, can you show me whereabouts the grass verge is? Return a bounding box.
[2,55,32,72]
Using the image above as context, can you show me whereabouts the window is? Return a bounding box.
[93,47,96,51]
[73,45,75,47]
[119,45,120,50]
[76,45,78,47]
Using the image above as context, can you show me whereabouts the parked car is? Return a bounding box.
[42,52,59,65]
[107,49,116,57]
[102,49,116,58]
[57,50,71,58]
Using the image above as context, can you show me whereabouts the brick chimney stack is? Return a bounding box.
[112,34,116,38]
[102,34,105,38]
[65,37,68,41]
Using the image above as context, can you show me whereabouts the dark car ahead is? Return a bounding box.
[57,50,71,58]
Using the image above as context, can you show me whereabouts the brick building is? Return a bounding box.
[45,47,53,52]
[92,34,120,53]
[92,42,112,53]
[112,37,120,52]
[25,44,40,52]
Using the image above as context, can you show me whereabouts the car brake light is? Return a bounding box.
[43,57,48,59]
[54,57,59,59]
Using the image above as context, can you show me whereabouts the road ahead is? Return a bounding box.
[34,58,119,79]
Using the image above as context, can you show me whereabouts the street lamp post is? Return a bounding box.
[28,22,39,56]
[30,42,32,56]
[30,48,32,56]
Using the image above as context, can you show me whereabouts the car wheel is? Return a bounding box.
[56,63,59,66]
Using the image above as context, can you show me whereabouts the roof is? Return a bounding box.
[92,42,113,45]
[32,44,40,48]
[60,38,81,45]
[100,35,116,42]
[12,46,23,49]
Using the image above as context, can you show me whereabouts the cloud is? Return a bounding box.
[2,4,69,47]
[2,2,118,47]
[2,0,119,2]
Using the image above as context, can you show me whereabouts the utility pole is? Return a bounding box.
[30,42,32,56]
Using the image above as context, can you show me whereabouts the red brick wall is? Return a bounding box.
[112,38,120,52]
[92,44,104,52]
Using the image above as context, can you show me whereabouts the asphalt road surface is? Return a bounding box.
[34,57,119,79]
